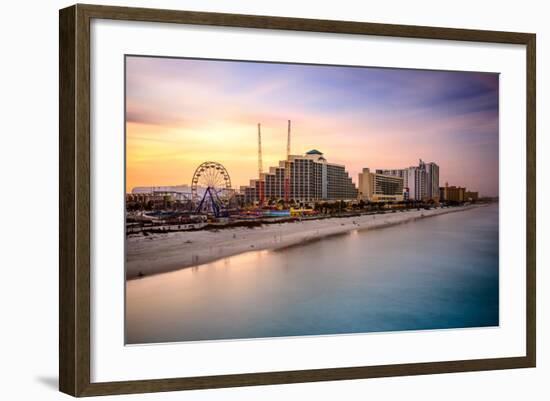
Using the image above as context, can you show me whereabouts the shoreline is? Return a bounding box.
[126,204,488,279]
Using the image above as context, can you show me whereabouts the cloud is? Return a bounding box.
[125,56,499,196]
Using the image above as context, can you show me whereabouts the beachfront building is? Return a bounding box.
[126,192,194,211]
[358,168,404,202]
[376,168,409,198]
[130,185,196,202]
[240,149,357,204]
[377,159,439,201]
[440,182,466,202]
[376,169,406,181]
[424,161,440,201]
[465,191,479,201]
[241,180,260,205]
[406,165,427,201]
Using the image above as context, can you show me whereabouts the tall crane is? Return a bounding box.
[284,120,291,203]
[258,123,265,205]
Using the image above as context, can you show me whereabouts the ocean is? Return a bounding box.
[126,204,499,344]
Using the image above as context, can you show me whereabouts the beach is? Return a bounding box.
[126,204,486,279]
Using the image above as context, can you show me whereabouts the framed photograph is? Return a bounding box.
[59,4,536,397]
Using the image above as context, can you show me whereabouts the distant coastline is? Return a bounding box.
[126,204,488,280]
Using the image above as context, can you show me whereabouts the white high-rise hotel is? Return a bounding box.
[377,159,439,201]
[423,160,440,200]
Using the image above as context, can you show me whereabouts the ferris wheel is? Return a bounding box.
[191,161,233,216]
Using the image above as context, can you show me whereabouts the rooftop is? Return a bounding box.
[306,149,323,155]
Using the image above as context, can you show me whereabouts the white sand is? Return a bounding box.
[126,205,484,279]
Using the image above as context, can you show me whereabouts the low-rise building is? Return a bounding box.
[440,183,465,202]
[358,168,404,202]
[465,191,479,202]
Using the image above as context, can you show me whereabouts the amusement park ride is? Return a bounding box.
[191,161,233,217]
[191,120,292,217]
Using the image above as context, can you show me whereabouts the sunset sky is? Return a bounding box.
[126,56,499,196]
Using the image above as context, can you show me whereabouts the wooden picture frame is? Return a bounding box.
[59,3,536,397]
